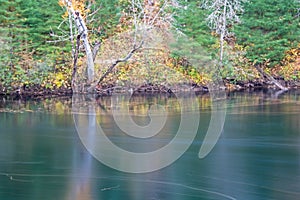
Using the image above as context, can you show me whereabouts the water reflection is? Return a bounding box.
[64,144,93,200]
[72,93,202,173]
[0,90,299,199]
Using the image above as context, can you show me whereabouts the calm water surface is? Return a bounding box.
[0,91,299,200]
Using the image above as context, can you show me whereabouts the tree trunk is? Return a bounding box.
[82,33,95,82]
[219,0,227,70]
[71,34,81,93]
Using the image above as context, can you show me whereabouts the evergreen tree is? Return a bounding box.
[0,0,69,65]
[0,0,26,66]
[234,0,300,67]
[0,0,70,91]
[21,0,70,55]
[88,0,120,39]
[175,0,216,49]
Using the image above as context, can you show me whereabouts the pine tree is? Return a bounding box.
[0,0,70,66]
[0,0,71,92]
[234,0,300,67]
[0,0,26,66]
[175,0,216,49]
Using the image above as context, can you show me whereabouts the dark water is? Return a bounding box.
[0,91,299,200]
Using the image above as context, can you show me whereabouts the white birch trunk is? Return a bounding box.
[219,0,227,69]
[64,0,95,82]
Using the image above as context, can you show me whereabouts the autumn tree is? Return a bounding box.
[57,0,177,93]
[93,0,178,87]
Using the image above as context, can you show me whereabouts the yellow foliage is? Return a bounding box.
[271,43,300,80]
[59,0,91,18]
[41,70,70,90]
[283,44,300,64]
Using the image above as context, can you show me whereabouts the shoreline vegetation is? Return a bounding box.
[1,56,300,97]
[1,78,299,98]
[0,0,299,97]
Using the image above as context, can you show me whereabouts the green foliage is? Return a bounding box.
[0,62,53,92]
[234,0,300,67]
[174,0,216,50]
[0,0,69,58]
[87,0,121,40]
[0,0,71,93]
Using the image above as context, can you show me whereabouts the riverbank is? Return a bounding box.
[1,78,299,98]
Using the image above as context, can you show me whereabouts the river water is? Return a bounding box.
[0,90,299,200]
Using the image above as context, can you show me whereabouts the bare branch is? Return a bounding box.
[96,41,144,85]
[149,0,168,27]
[47,38,69,43]
[57,18,68,30]
[87,7,101,18]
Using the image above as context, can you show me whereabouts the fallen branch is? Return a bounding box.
[254,64,288,91]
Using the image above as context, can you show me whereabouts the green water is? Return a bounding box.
[0,91,299,200]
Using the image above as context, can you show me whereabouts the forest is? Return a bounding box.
[0,0,299,95]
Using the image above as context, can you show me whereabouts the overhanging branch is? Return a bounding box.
[86,41,144,93]
[97,41,144,85]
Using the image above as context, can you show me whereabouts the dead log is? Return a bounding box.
[254,64,288,91]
